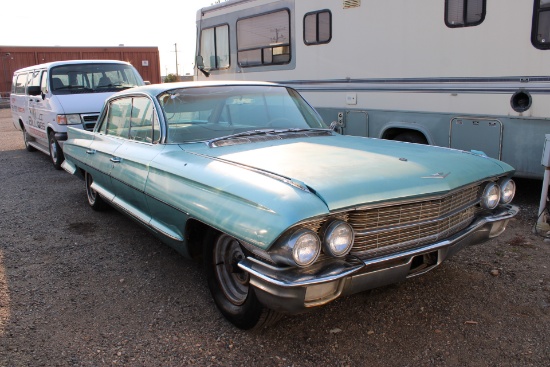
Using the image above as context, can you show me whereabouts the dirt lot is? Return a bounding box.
[0,107,548,366]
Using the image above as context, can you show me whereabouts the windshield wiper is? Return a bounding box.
[208,129,276,146]
[55,85,93,92]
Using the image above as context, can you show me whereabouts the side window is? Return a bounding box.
[11,74,17,93]
[200,25,230,69]
[237,9,290,67]
[532,0,550,49]
[445,0,486,28]
[304,10,332,45]
[27,70,42,94]
[14,73,28,94]
[40,71,49,94]
[106,98,132,138]
[129,97,160,143]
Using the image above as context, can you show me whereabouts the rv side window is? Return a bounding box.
[304,10,332,45]
[237,9,290,67]
[532,0,550,49]
[200,25,230,69]
[445,0,486,28]
[14,73,28,94]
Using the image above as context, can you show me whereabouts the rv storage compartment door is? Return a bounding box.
[450,117,502,160]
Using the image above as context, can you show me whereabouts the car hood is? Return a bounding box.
[183,134,513,211]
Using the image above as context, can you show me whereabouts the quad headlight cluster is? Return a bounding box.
[270,220,355,268]
[480,178,516,210]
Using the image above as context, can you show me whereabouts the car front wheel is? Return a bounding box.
[204,231,282,330]
[48,131,64,169]
[85,171,108,211]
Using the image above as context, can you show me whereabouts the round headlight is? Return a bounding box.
[292,230,321,267]
[499,178,516,204]
[481,182,501,209]
[322,220,355,257]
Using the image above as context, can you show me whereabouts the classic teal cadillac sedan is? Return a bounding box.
[62,81,518,330]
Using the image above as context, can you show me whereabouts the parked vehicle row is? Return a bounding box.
[55,81,518,329]
[10,60,145,168]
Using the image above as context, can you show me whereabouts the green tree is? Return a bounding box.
[164,73,179,83]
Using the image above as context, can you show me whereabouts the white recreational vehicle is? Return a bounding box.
[195,0,550,179]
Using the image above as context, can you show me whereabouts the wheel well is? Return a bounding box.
[382,128,428,144]
[186,219,217,260]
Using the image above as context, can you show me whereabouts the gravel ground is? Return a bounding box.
[0,107,549,366]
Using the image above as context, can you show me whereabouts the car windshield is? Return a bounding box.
[51,63,142,94]
[158,85,327,143]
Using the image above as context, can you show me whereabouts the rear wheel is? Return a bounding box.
[48,131,64,169]
[22,127,36,152]
[393,131,428,144]
[85,171,108,211]
[204,231,282,330]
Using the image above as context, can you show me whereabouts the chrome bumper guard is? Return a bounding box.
[238,205,519,314]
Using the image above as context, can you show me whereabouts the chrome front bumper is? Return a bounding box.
[238,205,519,314]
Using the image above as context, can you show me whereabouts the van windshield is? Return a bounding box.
[50,63,142,95]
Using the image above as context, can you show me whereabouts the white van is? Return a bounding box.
[10,60,145,169]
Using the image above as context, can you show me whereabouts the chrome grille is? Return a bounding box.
[81,114,99,131]
[302,185,481,261]
[348,185,480,257]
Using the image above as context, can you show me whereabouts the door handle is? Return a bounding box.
[85,149,96,154]
[110,157,121,163]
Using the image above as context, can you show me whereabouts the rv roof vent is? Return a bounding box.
[343,0,361,9]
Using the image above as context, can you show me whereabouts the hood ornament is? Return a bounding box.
[422,172,451,179]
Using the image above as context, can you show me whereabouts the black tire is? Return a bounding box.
[85,171,108,211]
[393,131,428,144]
[22,127,36,152]
[204,230,282,330]
[48,131,64,170]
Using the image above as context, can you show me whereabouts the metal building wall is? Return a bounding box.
[0,46,161,97]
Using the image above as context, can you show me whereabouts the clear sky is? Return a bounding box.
[0,0,218,76]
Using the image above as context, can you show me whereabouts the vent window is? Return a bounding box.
[445,0,486,28]
[304,10,332,45]
[532,0,550,49]
[343,0,361,9]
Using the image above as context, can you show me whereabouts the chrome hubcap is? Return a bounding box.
[214,234,249,305]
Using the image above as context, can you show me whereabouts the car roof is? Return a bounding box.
[15,59,133,72]
[112,80,282,98]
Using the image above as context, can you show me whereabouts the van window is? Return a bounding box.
[532,0,550,49]
[50,63,142,94]
[40,71,49,94]
[14,73,28,94]
[304,10,332,45]
[237,10,290,67]
[445,0,486,28]
[201,25,230,70]
[28,70,42,94]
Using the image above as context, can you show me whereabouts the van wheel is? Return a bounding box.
[22,127,36,152]
[204,230,282,330]
[394,131,428,144]
[85,171,108,211]
[48,131,64,170]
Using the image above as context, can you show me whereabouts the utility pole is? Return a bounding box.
[174,43,179,81]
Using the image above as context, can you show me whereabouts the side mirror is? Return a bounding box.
[27,86,41,96]
[195,55,210,77]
